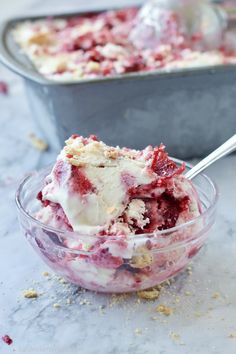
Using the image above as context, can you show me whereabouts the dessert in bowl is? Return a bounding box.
[16,135,217,293]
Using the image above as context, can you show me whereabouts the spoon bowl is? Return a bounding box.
[130,0,227,50]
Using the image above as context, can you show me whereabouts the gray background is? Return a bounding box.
[0,1,236,354]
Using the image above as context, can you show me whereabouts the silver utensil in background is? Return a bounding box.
[130,0,227,51]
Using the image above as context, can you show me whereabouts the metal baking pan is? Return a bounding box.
[1,6,236,158]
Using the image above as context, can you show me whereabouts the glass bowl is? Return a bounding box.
[15,159,218,293]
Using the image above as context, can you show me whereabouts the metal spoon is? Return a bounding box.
[130,0,226,51]
[185,134,236,180]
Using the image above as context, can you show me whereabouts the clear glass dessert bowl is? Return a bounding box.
[15,160,218,293]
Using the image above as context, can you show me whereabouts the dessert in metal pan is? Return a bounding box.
[12,1,236,81]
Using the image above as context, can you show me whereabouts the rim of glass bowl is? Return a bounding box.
[15,158,219,244]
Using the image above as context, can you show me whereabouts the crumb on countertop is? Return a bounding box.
[169,331,181,341]
[58,277,67,284]
[156,304,174,316]
[53,303,61,309]
[151,316,159,321]
[79,299,91,305]
[137,288,160,300]
[134,328,142,335]
[28,133,48,151]
[109,293,130,307]
[186,265,193,275]
[175,296,180,304]
[23,288,38,298]
[194,311,202,318]
[185,291,192,296]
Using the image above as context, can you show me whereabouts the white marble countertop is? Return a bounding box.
[0,1,236,354]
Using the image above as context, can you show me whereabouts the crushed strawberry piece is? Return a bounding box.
[85,49,104,62]
[52,203,73,230]
[53,160,71,185]
[154,53,164,61]
[74,33,97,51]
[94,30,113,46]
[91,248,123,269]
[188,245,202,258]
[37,191,50,207]
[179,196,190,211]
[157,193,181,230]
[102,63,113,76]
[42,199,50,207]
[98,230,107,236]
[191,32,203,43]
[132,193,190,233]
[123,55,145,73]
[2,335,13,345]
[70,166,95,195]
[89,134,99,141]
[37,190,43,201]
[0,81,8,95]
[151,145,185,178]
[71,134,80,139]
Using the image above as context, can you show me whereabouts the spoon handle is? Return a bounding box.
[185,134,236,180]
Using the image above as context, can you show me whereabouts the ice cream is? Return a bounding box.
[36,134,200,235]
[33,135,204,292]
[12,7,236,82]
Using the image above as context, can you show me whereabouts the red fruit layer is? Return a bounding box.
[91,248,123,269]
[151,145,185,178]
[69,166,95,195]
[122,193,190,234]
